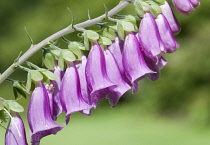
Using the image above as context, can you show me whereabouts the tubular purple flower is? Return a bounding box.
[60,62,92,124]
[189,0,200,7]
[108,36,124,74]
[27,82,63,145]
[138,12,165,62]
[104,49,131,107]
[144,54,167,81]
[123,32,155,93]
[172,0,194,15]
[160,1,180,34]
[155,14,179,53]
[46,66,64,120]
[5,112,28,145]
[75,55,92,115]
[85,42,115,105]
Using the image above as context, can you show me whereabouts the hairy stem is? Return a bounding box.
[0,0,133,85]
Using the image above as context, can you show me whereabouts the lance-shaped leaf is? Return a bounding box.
[5,112,28,145]
[160,1,180,34]
[123,32,155,93]
[60,62,92,124]
[27,82,63,144]
[85,42,115,105]
[155,14,179,53]
[104,49,131,107]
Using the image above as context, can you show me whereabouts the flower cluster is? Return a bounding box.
[2,0,200,144]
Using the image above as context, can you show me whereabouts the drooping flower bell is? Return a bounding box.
[27,82,63,145]
[75,55,92,116]
[143,54,167,81]
[160,1,181,34]
[123,32,155,93]
[5,112,28,145]
[85,42,115,106]
[155,14,179,53]
[138,12,165,62]
[172,0,199,15]
[46,66,64,121]
[60,62,92,124]
[107,36,124,74]
[104,49,131,107]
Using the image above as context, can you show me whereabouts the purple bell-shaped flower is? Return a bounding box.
[160,1,180,34]
[143,54,167,81]
[85,42,115,105]
[75,55,92,116]
[189,0,200,8]
[104,49,131,107]
[60,62,92,124]
[123,32,155,93]
[138,12,165,62]
[5,112,28,145]
[172,0,194,15]
[155,14,179,53]
[27,82,63,145]
[46,66,64,121]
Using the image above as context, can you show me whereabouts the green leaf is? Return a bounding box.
[13,81,27,99]
[7,101,24,112]
[102,27,116,40]
[86,30,99,41]
[40,70,57,80]
[117,21,125,40]
[43,52,55,70]
[26,72,32,92]
[62,50,76,62]
[30,70,43,82]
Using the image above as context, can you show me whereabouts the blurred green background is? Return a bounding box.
[0,0,210,144]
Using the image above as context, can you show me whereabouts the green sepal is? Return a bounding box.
[125,15,139,32]
[117,21,125,40]
[5,100,24,112]
[43,51,55,70]
[40,70,57,81]
[153,0,165,5]
[62,50,76,62]
[30,70,43,82]
[58,53,65,70]
[12,81,28,99]
[134,0,144,17]
[102,27,116,40]
[150,3,162,18]
[68,42,84,60]
[26,72,32,92]
[100,37,112,46]
[50,49,60,59]
[83,32,90,50]
[121,20,135,32]
[86,30,100,41]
